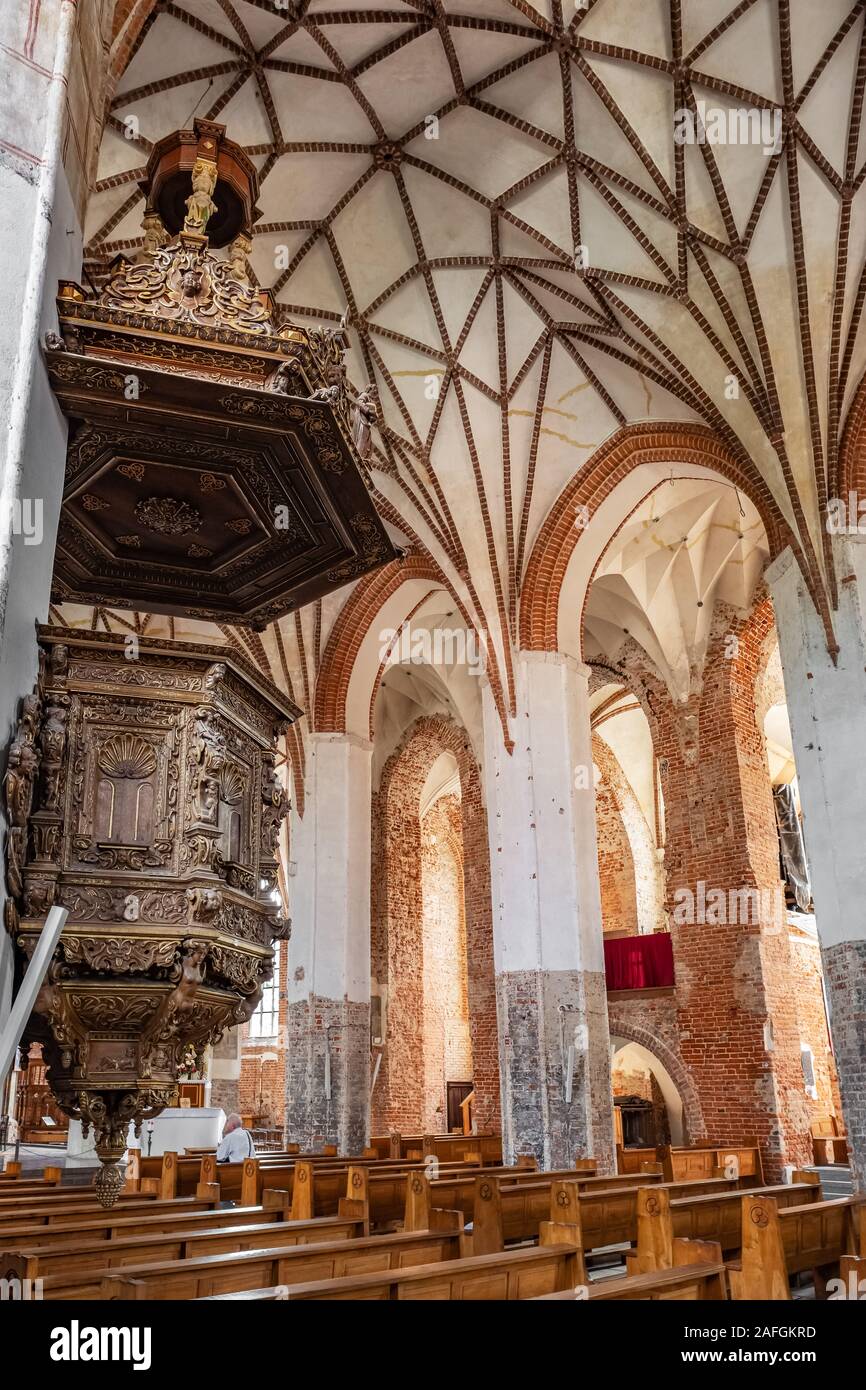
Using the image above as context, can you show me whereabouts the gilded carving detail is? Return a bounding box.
[100,236,274,336]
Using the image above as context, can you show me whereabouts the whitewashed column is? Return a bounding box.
[285,733,372,1153]
[483,652,614,1171]
[0,1,89,1029]
[766,538,866,1189]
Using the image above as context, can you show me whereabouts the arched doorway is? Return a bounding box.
[371,715,499,1137]
[610,1037,685,1147]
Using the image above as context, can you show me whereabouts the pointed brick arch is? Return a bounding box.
[314,554,511,745]
[519,424,796,654]
[314,557,443,732]
[606,1009,705,1146]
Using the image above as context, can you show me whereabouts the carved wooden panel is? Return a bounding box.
[4,629,297,1176]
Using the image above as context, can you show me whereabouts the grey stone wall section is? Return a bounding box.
[496,968,614,1173]
[286,995,370,1154]
[209,1078,239,1115]
[823,939,866,1192]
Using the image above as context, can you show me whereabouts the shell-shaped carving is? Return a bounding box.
[218,762,245,805]
[98,734,158,781]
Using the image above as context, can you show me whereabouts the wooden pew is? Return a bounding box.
[197,1243,582,1301]
[0,1194,215,1231]
[133,1149,520,1203]
[202,1153,547,1217]
[464,1173,742,1255]
[534,1243,729,1301]
[627,1176,823,1272]
[0,1165,61,1185]
[837,1206,866,1299]
[0,1195,294,1253]
[615,1146,659,1176]
[194,1254,729,1303]
[11,1211,368,1299]
[85,1177,577,1301]
[370,1134,503,1165]
[659,1144,763,1186]
[810,1115,849,1166]
[97,1225,468,1301]
[728,1193,864,1300]
[0,1179,66,1199]
[367,1166,657,1231]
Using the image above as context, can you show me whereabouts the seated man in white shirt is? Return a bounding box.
[216,1113,255,1162]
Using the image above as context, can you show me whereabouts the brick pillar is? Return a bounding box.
[767,538,866,1190]
[285,733,371,1154]
[483,653,614,1172]
[652,608,813,1179]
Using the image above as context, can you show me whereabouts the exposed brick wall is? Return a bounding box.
[371,717,500,1136]
[593,734,664,934]
[595,775,639,936]
[643,600,814,1178]
[238,938,288,1128]
[788,927,843,1124]
[420,795,473,1129]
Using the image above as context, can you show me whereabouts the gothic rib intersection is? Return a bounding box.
[90,0,866,714]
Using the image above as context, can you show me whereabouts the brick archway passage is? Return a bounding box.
[520,424,798,655]
[314,554,512,750]
[607,1000,705,1146]
[371,716,500,1136]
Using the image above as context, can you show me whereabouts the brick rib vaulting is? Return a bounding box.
[73,0,866,734]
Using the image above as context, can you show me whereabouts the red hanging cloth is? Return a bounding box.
[603,933,675,990]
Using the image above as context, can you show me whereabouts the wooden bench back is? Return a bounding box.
[0,1197,288,1253]
[199,1242,580,1301]
[660,1144,763,1185]
[96,1226,458,1301]
[730,1193,865,1299]
[629,1177,822,1273]
[534,1248,728,1301]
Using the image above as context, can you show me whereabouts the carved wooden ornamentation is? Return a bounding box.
[43,122,394,630]
[5,628,296,1176]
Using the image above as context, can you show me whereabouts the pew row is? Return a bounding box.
[617,1143,763,1186]
[199,1244,581,1301]
[368,1134,503,1165]
[728,1194,865,1300]
[129,1148,562,1203]
[21,1176,585,1300]
[533,1244,728,1301]
[291,1162,667,1229]
[0,1194,296,1252]
[0,1194,221,1234]
[463,1174,742,1255]
[9,1212,368,1299]
[198,1240,726,1302]
[626,1175,823,1271]
[0,1166,61,1185]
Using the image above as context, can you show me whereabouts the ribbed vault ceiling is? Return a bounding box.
[79,0,866,726]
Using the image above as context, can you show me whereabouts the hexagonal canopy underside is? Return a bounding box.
[45,349,395,630]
